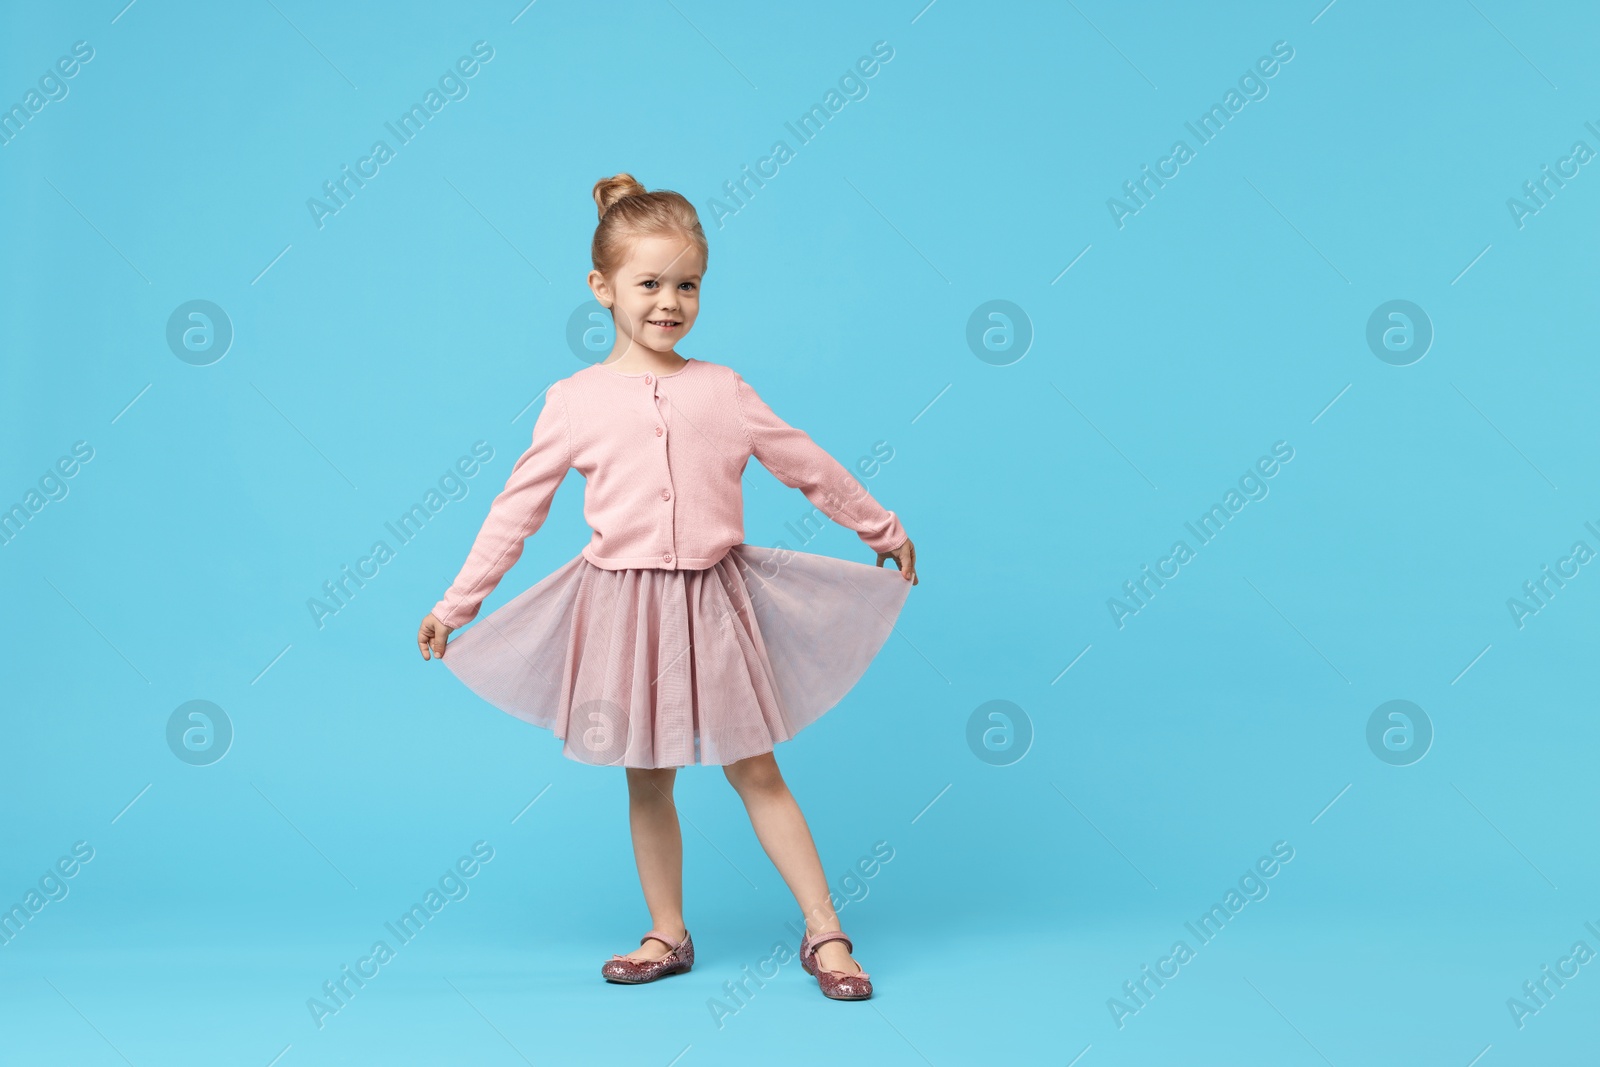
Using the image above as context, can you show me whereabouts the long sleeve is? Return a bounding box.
[733,372,907,554]
[432,382,573,629]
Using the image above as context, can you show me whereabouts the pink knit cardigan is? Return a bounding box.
[431,357,907,629]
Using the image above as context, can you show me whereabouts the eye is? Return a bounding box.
[679,282,697,291]
[641,280,658,289]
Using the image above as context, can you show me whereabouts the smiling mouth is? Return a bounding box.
[648,320,680,329]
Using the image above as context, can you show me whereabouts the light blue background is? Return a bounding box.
[3,1,1598,1064]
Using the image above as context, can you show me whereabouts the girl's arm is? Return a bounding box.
[431,382,574,630]
[733,372,907,554]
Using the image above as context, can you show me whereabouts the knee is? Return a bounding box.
[626,767,676,802]
[723,752,785,796]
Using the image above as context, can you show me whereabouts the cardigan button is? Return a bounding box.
[661,488,671,500]
[662,552,673,563]
[643,373,653,384]
[655,426,663,436]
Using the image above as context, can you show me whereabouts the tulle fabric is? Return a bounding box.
[439,544,911,768]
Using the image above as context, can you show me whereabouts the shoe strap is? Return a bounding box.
[641,928,686,950]
[804,930,853,956]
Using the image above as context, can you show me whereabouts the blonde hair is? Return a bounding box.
[590,172,708,281]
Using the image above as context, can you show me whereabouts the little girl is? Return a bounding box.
[417,173,917,1001]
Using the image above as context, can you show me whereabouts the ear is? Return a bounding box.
[587,268,613,307]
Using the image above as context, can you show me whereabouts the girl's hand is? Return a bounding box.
[877,537,917,585]
[418,613,454,660]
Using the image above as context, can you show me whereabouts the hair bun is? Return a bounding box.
[593,173,648,220]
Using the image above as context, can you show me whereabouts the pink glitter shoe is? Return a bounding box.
[798,929,872,1000]
[601,929,694,984]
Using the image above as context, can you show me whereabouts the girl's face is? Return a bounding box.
[589,233,703,356]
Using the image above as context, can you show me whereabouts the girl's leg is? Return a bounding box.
[722,751,863,976]
[620,765,688,961]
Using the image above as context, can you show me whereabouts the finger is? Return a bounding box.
[418,627,431,660]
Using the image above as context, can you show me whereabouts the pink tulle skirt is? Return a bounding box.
[439,544,912,768]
